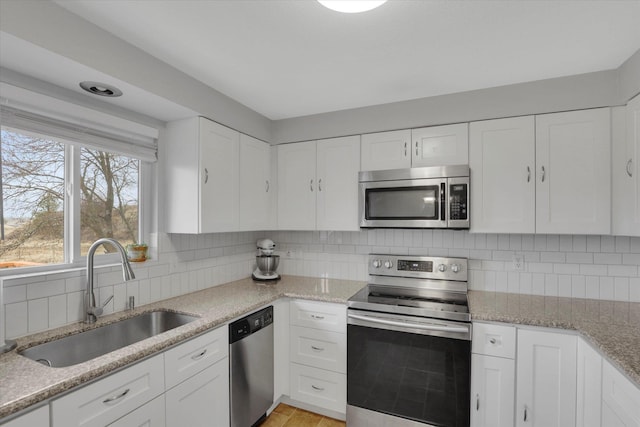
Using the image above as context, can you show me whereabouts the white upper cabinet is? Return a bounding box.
[316,136,361,230]
[360,129,411,171]
[278,137,360,231]
[411,123,469,167]
[165,117,240,233]
[239,134,274,231]
[277,141,317,230]
[613,94,640,236]
[536,108,611,235]
[470,116,536,233]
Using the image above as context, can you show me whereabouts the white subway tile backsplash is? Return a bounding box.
[48,294,67,328]
[5,302,28,339]
[587,236,601,252]
[594,253,622,265]
[573,236,587,252]
[3,285,26,304]
[614,278,630,301]
[28,298,48,333]
[585,277,600,299]
[600,277,614,300]
[630,278,640,302]
[558,275,572,297]
[615,236,631,253]
[601,236,615,252]
[27,279,65,300]
[565,253,593,264]
[608,265,638,277]
[571,276,586,298]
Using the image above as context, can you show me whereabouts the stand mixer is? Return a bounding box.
[252,239,280,281]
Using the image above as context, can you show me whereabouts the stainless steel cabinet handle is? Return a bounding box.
[404,142,407,156]
[311,345,325,352]
[318,178,322,192]
[311,314,325,320]
[541,166,546,183]
[310,179,314,192]
[191,349,207,360]
[489,338,497,344]
[311,385,325,391]
[524,406,528,422]
[415,141,418,156]
[266,180,270,192]
[476,394,480,411]
[628,159,634,177]
[527,166,531,183]
[103,388,130,405]
[204,168,209,184]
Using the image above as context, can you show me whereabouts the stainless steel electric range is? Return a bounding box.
[347,254,471,427]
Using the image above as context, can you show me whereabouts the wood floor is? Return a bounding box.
[262,403,346,427]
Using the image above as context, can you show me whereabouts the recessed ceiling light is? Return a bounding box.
[318,0,387,13]
[79,81,123,97]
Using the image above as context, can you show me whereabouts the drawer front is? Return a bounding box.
[1,405,49,427]
[290,363,346,414]
[290,325,346,373]
[472,323,516,359]
[290,300,346,333]
[108,395,165,427]
[164,325,228,389]
[51,354,165,427]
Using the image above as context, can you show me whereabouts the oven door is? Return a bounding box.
[347,310,471,427]
[359,178,447,228]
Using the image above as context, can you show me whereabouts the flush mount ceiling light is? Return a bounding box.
[79,81,123,97]
[318,0,387,13]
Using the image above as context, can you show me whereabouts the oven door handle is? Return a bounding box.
[347,313,470,335]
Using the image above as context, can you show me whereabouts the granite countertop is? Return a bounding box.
[0,275,365,419]
[2,279,640,420]
[469,290,640,386]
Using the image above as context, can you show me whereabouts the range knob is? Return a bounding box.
[384,260,393,269]
[451,263,461,273]
[372,259,382,268]
[438,264,447,272]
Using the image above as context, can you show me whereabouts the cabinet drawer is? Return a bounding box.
[290,325,346,373]
[164,326,228,389]
[1,405,49,427]
[472,323,516,359]
[602,361,640,426]
[108,395,165,427]
[51,354,164,427]
[290,300,346,333]
[290,363,346,414]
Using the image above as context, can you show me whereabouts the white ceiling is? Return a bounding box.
[51,0,640,120]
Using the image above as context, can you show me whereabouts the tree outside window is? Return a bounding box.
[0,128,139,268]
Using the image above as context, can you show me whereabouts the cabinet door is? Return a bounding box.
[601,360,640,427]
[2,405,49,427]
[576,338,602,427]
[165,358,230,427]
[239,134,272,231]
[613,94,640,236]
[516,329,577,427]
[316,136,360,231]
[412,123,468,167]
[470,354,515,427]
[536,108,611,235]
[469,116,535,233]
[108,396,165,427]
[273,299,290,400]
[360,129,411,171]
[199,118,240,233]
[277,141,317,230]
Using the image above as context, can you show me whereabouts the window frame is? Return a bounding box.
[0,125,154,276]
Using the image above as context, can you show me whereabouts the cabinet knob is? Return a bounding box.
[628,159,634,178]
[489,338,497,344]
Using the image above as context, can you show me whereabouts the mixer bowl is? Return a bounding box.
[256,255,280,275]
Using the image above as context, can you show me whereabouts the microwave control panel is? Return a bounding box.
[449,184,468,220]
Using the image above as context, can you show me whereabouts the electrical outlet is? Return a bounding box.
[512,254,524,272]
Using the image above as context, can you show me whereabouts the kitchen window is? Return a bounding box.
[0,105,156,274]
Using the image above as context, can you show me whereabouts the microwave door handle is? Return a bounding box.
[440,183,446,222]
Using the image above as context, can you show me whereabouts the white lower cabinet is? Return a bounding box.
[108,395,165,427]
[516,329,577,427]
[1,406,49,427]
[602,359,640,426]
[470,323,516,427]
[289,300,346,417]
[273,299,290,400]
[165,358,229,427]
[576,339,602,427]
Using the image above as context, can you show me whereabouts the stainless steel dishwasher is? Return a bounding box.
[229,305,274,427]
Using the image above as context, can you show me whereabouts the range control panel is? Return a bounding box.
[369,254,467,281]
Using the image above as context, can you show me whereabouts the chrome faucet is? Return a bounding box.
[85,238,136,324]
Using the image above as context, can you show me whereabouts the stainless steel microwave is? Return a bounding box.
[359,165,470,229]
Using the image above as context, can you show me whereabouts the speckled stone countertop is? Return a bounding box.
[469,290,640,386]
[0,275,365,419]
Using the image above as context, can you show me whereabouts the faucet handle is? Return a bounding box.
[101,295,114,309]
[90,295,114,318]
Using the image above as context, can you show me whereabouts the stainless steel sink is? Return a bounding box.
[19,310,199,367]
